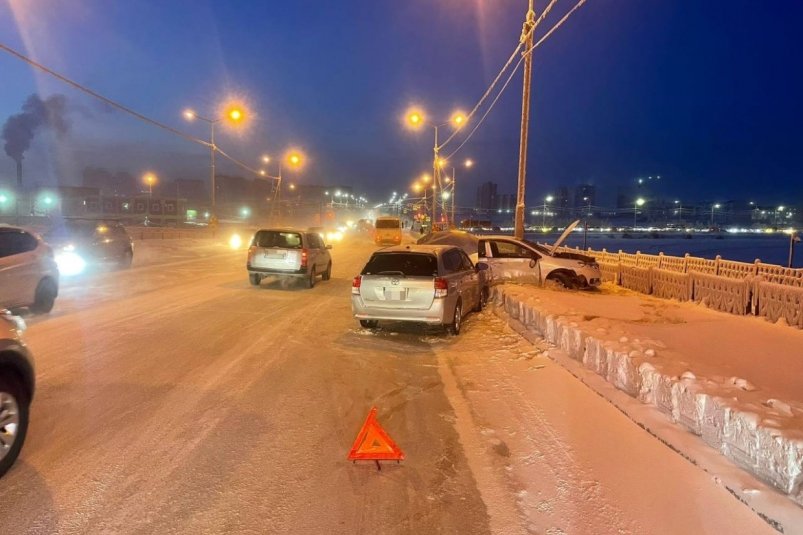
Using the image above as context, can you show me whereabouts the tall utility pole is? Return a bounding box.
[514,1,536,239]
[432,126,440,229]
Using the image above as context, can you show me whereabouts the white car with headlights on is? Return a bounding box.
[0,225,59,313]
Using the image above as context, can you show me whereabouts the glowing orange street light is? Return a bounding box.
[406,110,424,129]
[451,112,467,128]
[183,102,250,222]
[225,105,245,123]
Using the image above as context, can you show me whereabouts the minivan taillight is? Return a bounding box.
[352,275,362,295]
[301,248,308,268]
[434,277,448,298]
[247,245,256,261]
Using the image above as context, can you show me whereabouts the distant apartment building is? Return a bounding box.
[554,186,570,215]
[475,181,497,210]
[573,184,596,209]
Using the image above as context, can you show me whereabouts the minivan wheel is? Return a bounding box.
[30,278,58,314]
[322,262,332,281]
[306,268,316,288]
[0,375,30,478]
[249,273,262,286]
[448,300,462,335]
[359,319,379,329]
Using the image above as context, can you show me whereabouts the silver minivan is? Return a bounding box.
[351,245,487,334]
[0,226,59,313]
[247,228,332,288]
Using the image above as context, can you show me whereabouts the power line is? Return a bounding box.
[438,0,560,151]
[444,0,590,160]
[0,42,209,147]
[0,41,269,180]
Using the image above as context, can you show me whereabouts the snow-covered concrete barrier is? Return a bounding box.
[691,272,751,315]
[491,286,803,508]
[756,280,803,328]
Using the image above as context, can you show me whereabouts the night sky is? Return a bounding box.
[1,0,802,207]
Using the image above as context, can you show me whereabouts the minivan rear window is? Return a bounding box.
[253,231,303,249]
[361,252,438,277]
[375,219,400,229]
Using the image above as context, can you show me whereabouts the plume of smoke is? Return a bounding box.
[2,94,70,164]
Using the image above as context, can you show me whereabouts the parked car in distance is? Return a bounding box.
[0,310,35,478]
[247,228,332,288]
[0,225,59,313]
[479,222,601,289]
[351,244,488,335]
[45,219,133,276]
[373,216,402,246]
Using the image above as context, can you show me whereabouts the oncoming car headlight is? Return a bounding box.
[229,233,243,250]
[326,231,343,242]
[55,249,87,276]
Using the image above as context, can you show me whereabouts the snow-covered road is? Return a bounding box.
[0,236,780,534]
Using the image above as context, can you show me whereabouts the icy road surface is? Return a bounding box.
[0,236,779,534]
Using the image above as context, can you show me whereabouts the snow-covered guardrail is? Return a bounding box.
[491,287,803,510]
[560,247,803,329]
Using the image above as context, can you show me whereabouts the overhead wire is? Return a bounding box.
[438,0,560,151]
[443,0,590,160]
[0,41,272,180]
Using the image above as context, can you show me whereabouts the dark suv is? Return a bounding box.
[46,219,134,275]
[0,311,34,478]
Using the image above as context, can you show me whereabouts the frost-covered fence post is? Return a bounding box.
[714,255,722,275]
[683,253,690,273]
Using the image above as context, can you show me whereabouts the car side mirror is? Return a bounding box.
[326,244,333,250]
[529,259,537,269]
[475,262,489,272]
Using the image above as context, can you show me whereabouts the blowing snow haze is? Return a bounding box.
[2,93,70,166]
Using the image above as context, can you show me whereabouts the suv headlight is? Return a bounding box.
[55,247,87,276]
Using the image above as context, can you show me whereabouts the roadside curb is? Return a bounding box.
[491,286,803,534]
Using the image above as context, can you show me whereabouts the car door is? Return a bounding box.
[457,250,480,310]
[0,230,40,308]
[307,233,325,274]
[480,238,541,284]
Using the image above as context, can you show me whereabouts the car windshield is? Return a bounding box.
[361,252,438,277]
[253,231,303,249]
[522,239,550,255]
[375,219,400,229]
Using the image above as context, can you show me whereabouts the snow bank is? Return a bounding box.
[491,286,803,508]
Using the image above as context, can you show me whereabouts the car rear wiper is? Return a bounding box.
[376,271,405,276]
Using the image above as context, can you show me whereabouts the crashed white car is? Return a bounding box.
[477,221,601,289]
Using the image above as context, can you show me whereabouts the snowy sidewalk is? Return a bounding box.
[491,283,803,528]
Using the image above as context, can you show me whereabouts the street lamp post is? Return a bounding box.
[542,195,553,227]
[405,109,466,230]
[710,203,721,228]
[183,105,245,225]
[634,198,645,229]
[143,172,157,225]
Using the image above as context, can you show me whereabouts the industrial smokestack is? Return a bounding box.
[2,94,70,187]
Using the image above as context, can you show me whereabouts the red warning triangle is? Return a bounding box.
[347,407,405,461]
